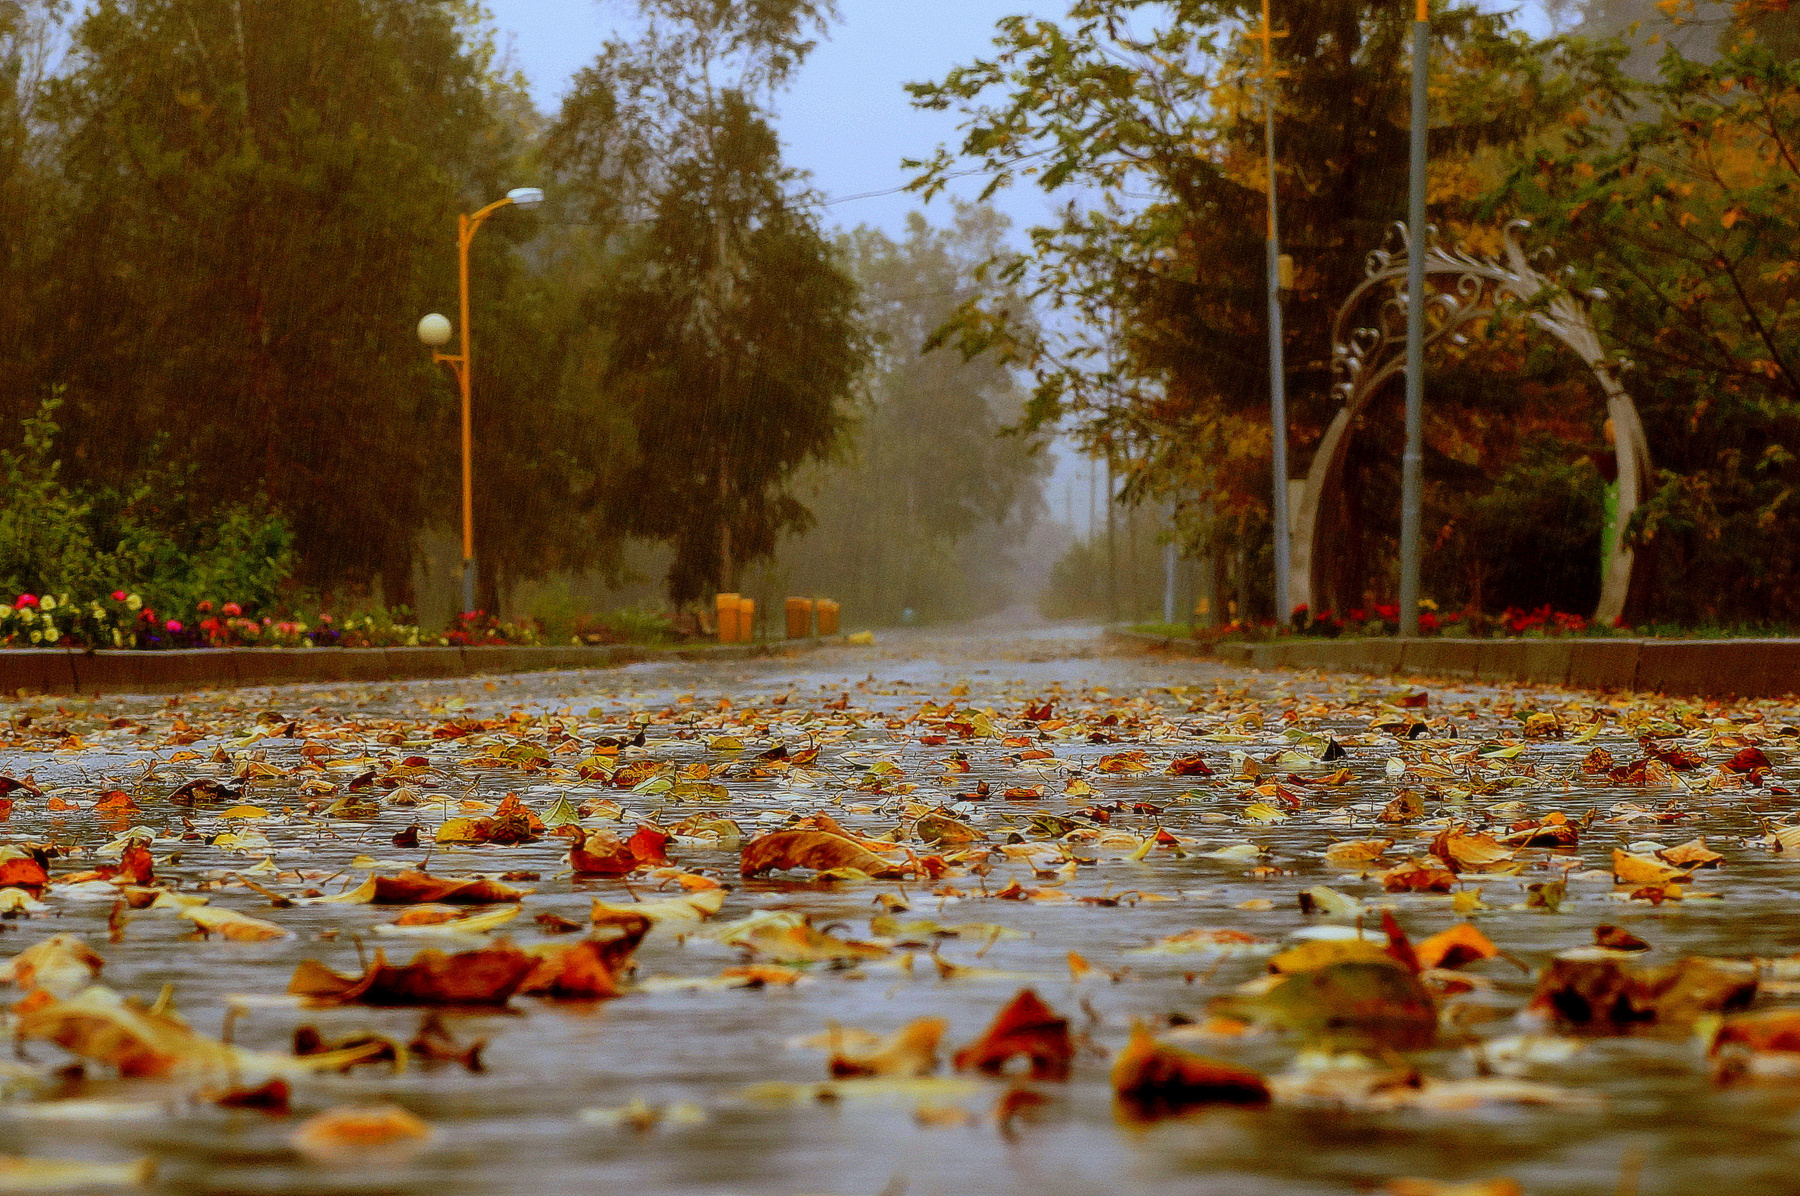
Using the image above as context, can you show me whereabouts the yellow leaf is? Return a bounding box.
[181,906,289,942]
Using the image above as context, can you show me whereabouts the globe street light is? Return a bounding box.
[418,187,544,616]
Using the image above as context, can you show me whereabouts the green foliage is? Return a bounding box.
[1492,17,1800,622]
[0,394,293,619]
[11,0,517,602]
[577,604,680,645]
[909,0,1625,618]
[546,0,865,605]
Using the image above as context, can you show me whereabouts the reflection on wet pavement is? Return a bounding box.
[0,623,1797,1195]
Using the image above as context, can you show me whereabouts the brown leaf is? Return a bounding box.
[1580,747,1615,775]
[209,1077,291,1114]
[288,940,539,1006]
[1430,825,1515,872]
[1499,812,1580,848]
[325,871,532,906]
[1528,951,1757,1034]
[0,855,48,893]
[1169,754,1213,777]
[827,1017,946,1078]
[1594,924,1652,952]
[1379,857,1456,893]
[1377,791,1425,823]
[1110,1021,1269,1120]
[1657,837,1725,868]
[952,988,1072,1081]
[739,829,911,879]
[1724,746,1773,775]
[517,916,650,999]
[570,829,640,877]
[1714,1008,1800,1054]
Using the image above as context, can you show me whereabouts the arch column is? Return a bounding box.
[1290,220,1650,626]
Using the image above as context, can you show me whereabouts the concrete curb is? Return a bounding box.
[1107,629,1800,698]
[0,637,851,698]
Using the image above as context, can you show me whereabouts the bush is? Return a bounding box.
[0,394,294,624]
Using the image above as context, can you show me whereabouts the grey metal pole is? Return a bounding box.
[1399,2,1429,637]
[1261,0,1292,625]
[1163,502,1177,624]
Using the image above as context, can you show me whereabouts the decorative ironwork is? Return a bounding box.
[1289,220,1652,626]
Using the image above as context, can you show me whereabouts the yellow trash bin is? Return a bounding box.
[785,597,814,640]
[738,596,755,641]
[816,599,840,637]
[715,593,740,643]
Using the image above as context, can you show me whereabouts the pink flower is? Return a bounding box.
[222,602,242,616]
[15,594,36,608]
[111,590,127,602]
[165,619,182,632]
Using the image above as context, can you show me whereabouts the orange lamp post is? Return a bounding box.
[417,186,543,616]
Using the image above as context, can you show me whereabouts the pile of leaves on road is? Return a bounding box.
[0,670,1796,1192]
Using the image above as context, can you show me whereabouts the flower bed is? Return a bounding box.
[0,594,545,651]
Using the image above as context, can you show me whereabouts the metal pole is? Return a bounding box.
[1106,455,1118,622]
[1162,501,1177,624]
[1259,0,1292,625]
[457,213,477,616]
[1399,0,1429,637]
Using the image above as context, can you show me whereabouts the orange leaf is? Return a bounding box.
[570,829,640,877]
[288,941,539,1006]
[952,988,1072,1081]
[626,824,672,866]
[1110,1022,1269,1120]
[1413,923,1500,971]
[739,829,910,879]
[517,916,650,999]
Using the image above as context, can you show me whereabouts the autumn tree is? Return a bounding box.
[546,0,865,605]
[1495,5,1800,621]
[908,0,1622,615]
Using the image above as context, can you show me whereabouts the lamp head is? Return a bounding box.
[417,312,453,347]
[506,187,544,209]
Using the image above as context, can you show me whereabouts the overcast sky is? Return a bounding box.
[483,0,1554,241]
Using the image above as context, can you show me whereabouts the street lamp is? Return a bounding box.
[419,186,544,616]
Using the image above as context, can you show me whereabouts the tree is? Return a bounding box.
[907,0,1621,614]
[546,0,866,605]
[18,0,514,601]
[772,206,1049,624]
[1496,7,1800,622]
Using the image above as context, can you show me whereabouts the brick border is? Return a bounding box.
[0,638,848,698]
[1109,630,1800,699]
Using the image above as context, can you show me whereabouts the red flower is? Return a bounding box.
[197,601,213,613]
[111,590,127,602]
[222,602,242,616]
[15,594,36,608]
[1420,612,1440,633]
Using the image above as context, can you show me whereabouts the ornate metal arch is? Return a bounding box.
[1288,219,1652,626]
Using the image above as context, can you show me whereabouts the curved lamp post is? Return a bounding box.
[418,186,544,616]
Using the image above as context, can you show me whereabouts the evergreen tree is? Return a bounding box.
[547,0,865,604]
